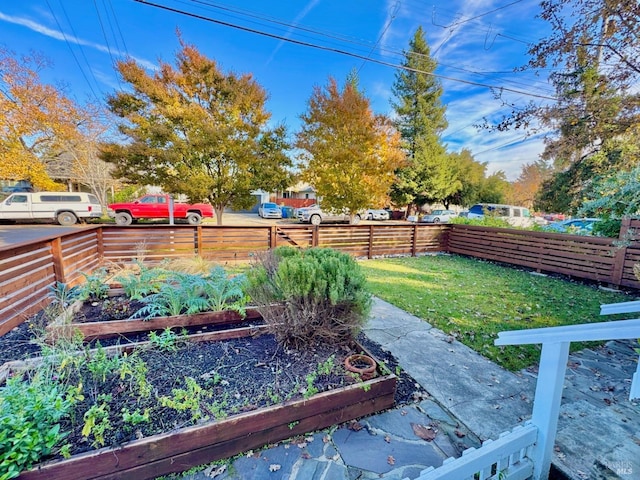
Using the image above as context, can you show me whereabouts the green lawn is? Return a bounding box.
[359,254,635,371]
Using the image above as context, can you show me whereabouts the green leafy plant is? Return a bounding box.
[0,374,79,479]
[82,394,112,447]
[159,377,213,421]
[115,262,168,301]
[246,247,372,348]
[148,328,184,352]
[201,266,248,314]
[77,268,110,301]
[46,281,81,322]
[121,408,150,426]
[132,272,210,319]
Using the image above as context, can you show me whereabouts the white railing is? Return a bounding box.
[406,303,640,480]
[413,424,537,480]
[495,315,640,480]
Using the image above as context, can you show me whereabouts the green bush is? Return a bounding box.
[0,375,79,479]
[246,247,371,348]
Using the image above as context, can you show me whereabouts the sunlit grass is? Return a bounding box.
[360,254,634,371]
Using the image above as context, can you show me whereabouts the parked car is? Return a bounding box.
[366,209,390,221]
[298,205,362,225]
[543,218,601,234]
[0,191,102,226]
[421,209,457,223]
[467,203,534,227]
[258,202,282,219]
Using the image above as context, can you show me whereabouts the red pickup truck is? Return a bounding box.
[107,194,214,226]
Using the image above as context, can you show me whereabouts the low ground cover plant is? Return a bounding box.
[359,254,631,371]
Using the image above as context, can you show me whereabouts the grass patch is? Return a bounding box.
[360,254,634,371]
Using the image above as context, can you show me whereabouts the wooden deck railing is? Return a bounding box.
[2,219,640,336]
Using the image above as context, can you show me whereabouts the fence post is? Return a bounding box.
[270,226,277,249]
[530,341,570,480]
[368,225,374,259]
[50,237,66,284]
[611,217,631,286]
[412,224,417,257]
[195,225,203,254]
[312,225,319,247]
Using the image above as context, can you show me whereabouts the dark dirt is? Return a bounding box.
[0,300,427,463]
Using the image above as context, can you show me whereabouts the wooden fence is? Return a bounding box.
[1,219,639,336]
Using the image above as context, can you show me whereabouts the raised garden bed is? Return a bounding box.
[8,327,397,480]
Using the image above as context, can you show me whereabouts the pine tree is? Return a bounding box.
[390,27,451,213]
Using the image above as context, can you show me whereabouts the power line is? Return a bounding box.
[46,0,102,101]
[133,0,557,101]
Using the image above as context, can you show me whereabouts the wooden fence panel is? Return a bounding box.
[274,226,314,249]
[101,226,199,263]
[448,225,618,283]
[199,226,271,262]
[0,244,55,335]
[60,230,103,286]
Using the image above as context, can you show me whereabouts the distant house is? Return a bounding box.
[274,182,316,208]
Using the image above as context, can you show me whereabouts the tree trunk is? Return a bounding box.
[215,206,224,226]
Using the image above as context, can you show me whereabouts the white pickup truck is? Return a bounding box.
[0,192,103,226]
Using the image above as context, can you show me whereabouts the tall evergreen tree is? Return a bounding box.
[390,27,451,213]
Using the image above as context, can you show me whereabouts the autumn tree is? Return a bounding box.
[0,48,85,190]
[509,160,552,209]
[390,27,451,213]
[101,38,292,225]
[296,76,404,222]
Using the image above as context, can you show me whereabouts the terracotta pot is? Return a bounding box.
[344,353,377,380]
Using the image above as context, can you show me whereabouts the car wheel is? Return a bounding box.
[367,214,373,221]
[115,212,133,226]
[310,214,322,226]
[352,214,362,225]
[57,211,77,226]
[433,217,440,223]
[187,212,202,225]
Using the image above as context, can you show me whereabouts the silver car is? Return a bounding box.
[421,209,457,223]
[299,205,362,225]
[258,202,282,219]
[366,209,390,221]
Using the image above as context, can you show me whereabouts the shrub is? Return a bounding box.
[246,247,371,348]
[0,375,79,479]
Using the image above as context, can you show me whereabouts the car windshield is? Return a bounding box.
[431,210,445,215]
[263,203,277,208]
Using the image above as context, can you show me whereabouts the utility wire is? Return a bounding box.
[46,0,102,101]
[133,0,557,101]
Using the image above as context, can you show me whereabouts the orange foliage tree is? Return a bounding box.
[296,76,405,221]
[0,48,88,190]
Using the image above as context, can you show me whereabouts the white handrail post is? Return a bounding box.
[530,341,570,480]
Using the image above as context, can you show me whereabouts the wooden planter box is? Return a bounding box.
[18,332,397,480]
[45,299,263,342]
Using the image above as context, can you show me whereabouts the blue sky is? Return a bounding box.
[1,0,554,180]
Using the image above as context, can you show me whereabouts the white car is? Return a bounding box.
[421,209,457,223]
[258,202,282,219]
[298,205,362,225]
[366,209,390,221]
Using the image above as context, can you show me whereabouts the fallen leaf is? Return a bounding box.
[384,435,391,443]
[387,455,395,465]
[348,421,363,431]
[301,452,312,459]
[269,464,281,472]
[454,429,465,438]
[412,423,437,441]
[203,464,227,478]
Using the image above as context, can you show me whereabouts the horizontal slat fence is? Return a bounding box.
[2,219,640,335]
[448,225,619,284]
